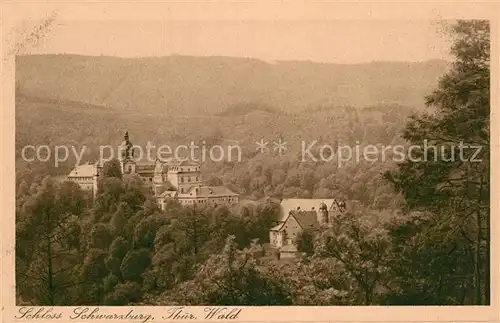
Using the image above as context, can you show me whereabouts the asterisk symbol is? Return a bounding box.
[255,139,269,153]
[273,138,287,155]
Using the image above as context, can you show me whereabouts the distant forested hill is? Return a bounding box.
[15,54,445,203]
[16,54,449,115]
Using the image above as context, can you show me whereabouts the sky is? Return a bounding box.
[6,2,477,64]
[23,19,453,64]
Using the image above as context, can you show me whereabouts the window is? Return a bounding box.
[196,176,199,181]
[181,177,184,183]
[188,177,191,182]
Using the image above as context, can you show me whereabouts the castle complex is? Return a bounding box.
[67,132,239,209]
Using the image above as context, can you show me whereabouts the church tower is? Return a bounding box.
[119,131,136,174]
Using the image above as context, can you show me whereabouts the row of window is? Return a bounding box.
[180,199,207,204]
[177,167,198,172]
[165,166,199,172]
[180,176,199,183]
[178,197,235,204]
[124,165,200,173]
[71,177,93,182]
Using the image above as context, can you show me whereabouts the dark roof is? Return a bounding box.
[158,158,199,167]
[291,210,320,230]
[279,198,348,222]
[270,223,285,231]
[156,158,200,173]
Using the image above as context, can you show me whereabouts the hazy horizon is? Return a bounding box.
[17,52,452,65]
[20,19,454,64]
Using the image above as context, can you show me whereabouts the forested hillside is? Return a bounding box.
[16,90,411,210]
[16,55,448,115]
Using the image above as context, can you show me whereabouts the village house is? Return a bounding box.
[269,198,347,258]
[67,131,239,208]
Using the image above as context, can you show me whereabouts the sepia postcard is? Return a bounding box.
[1,1,499,323]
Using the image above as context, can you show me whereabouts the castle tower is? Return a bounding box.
[119,131,136,174]
[317,202,329,225]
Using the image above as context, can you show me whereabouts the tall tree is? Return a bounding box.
[385,20,490,304]
[161,236,293,305]
[16,177,85,305]
[315,211,391,305]
[102,159,123,179]
[295,228,315,256]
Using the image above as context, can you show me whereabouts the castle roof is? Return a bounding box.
[68,163,97,178]
[291,210,320,230]
[155,158,200,173]
[93,159,106,167]
[270,222,285,231]
[271,210,320,233]
[279,198,341,222]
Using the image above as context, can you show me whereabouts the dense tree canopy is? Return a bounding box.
[385,20,490,305]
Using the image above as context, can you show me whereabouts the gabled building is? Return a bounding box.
[277,198,346,223]
[269,198,347,257]
[270,209,320,248]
